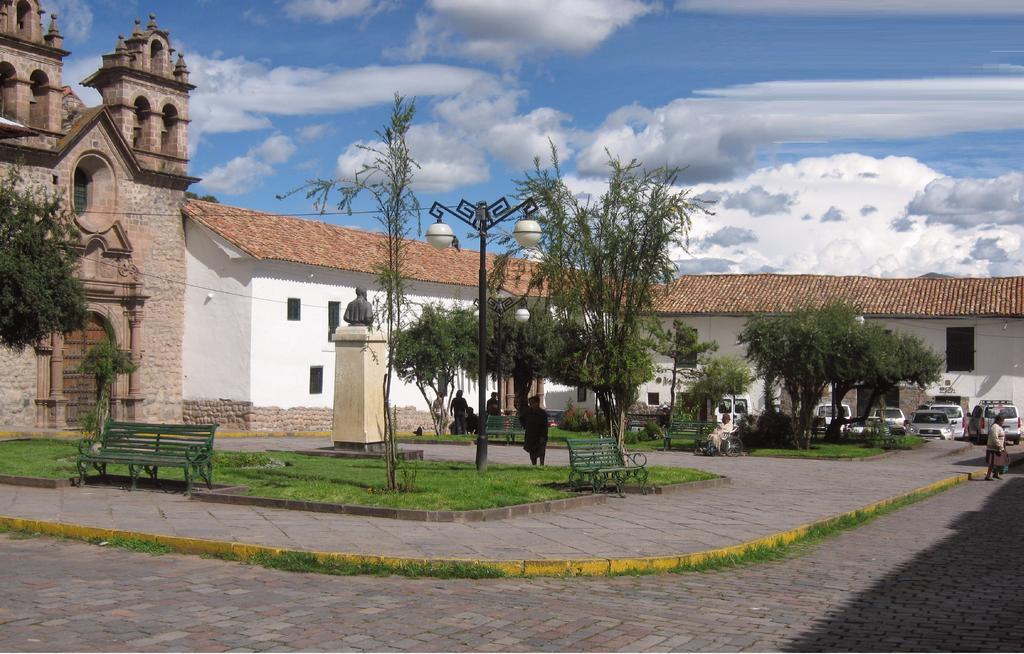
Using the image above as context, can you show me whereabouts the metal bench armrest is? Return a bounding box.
[624,451,647,467]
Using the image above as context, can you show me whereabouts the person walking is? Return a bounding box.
[520,395,549,466]
[985,414,1008,480]
[448,390,468,435]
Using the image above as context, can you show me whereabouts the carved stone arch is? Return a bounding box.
[33,217,149,427]
[149,36,168,75]
[71,151,118,230]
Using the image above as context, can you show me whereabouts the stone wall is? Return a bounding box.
[183,399,252,430]
[183,400,436,433]
[0,348,38,425]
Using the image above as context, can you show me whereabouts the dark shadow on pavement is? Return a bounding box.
[785,473,1024,652]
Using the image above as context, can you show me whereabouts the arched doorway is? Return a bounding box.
[61,313,109,425]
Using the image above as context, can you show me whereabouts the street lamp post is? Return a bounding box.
[488,296,530,415]
[425,197,541,472]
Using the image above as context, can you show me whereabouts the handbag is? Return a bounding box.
[995,451,1010,467]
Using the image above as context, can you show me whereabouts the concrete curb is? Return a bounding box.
[0,473,970,578]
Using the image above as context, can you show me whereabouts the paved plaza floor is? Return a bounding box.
[0,438,996,562]
[1,466,1021,652]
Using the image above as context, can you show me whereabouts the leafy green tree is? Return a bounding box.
[739,304,835,449]
[78,336,137,438]
[301,95,419,491]
[0,166,86,350]
[515,149,707,448]
[689,355,752,419]
[185,191,219,203]
[394,304,476,435]
[486,303,561,413]
[659,319,718,418]
[857,330,943,423]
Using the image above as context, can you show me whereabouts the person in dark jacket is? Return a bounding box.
[465,406,479,435]
[520,395,549,465]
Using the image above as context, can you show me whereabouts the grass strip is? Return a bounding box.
[0,474,966,579]
[661,476,958,574]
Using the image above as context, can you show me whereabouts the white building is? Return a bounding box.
[181,201,1024,430]
[182,200,546,431]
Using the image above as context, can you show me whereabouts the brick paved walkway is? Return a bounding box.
[0,438,995,562]
[0,438,1002,562]
[1,471,1020,652]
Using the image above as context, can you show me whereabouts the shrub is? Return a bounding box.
[643,420,664,441]
[739,410,793,448]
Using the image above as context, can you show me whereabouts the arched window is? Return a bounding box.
[161,103,178,155]
[149,39,166,74]
[16,1,33,38]
[72,155,115,216]
[29,69,48,129]
[0,62,16,121]
[73,167,89,214]
[132,96,151,148]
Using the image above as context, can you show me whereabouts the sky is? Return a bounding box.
[49,0,1024,278]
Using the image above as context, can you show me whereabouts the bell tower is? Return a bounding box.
[82,14,193,175]
[0,0,68,135]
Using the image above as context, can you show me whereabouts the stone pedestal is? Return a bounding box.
[331,326,386,451]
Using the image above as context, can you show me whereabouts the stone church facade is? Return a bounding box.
[0,3,195,427]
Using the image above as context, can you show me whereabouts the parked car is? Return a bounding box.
[546,410,564,428]
[812,403,852,434]
[850,408,907,435]
[908,410,956,440]
[926,403,966,439]
[967,401,1021,446]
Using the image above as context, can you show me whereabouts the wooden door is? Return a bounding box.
[62,314,108,424]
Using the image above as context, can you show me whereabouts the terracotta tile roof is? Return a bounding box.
[183,200,536,294]
[656,274,1024,318]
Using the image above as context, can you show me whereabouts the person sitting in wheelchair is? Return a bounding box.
[709,414,735,455]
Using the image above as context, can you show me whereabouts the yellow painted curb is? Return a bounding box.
[0,472,972,578]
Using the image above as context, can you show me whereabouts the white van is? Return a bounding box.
[813,403,852,434]
[716,396,751,424]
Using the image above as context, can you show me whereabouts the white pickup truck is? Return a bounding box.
[813,403,852,434]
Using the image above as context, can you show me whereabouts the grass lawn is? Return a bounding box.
[0,439,717,511]
[748,436,924,459]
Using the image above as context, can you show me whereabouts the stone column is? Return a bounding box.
[49,332,66,428]
[331,326,386,451]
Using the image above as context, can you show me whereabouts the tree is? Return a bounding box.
[393,304,476,435]
[78,336,137,438]
[302,95,419,491]
[857,330,943,423]
[185,191,219,203]
[0,166,87,350]
[689,355,752,419]
[517,149,707,449]
[739,304,835,449]
[487,302,561,413]
[659,319,717,417]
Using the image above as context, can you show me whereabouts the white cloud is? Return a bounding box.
[198,157,274,195]
[676,0,1024,15]
[336,124,488,193]
[821,206,846,222]
[701,226,758,248]
[395,0,656,67]
[187,52,493,144]
[252,134,297,164]
[281,0,395,22]
[297,123,331,143]
[242,9,268,25]
[577,76,1024,182]
[199,134,297,195]
[905,172,1024,229]
[721,185,797,216]
[44,0,93,42]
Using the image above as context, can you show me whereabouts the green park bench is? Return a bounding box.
[486,414,525,445]
[566,437,649,496]
[665,419,718,451]
[76,420,218,494]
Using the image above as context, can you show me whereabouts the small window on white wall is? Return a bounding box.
[576,387,587,403]
[309,366,323,394]
[647,392,660,406]
[287,298,301,321]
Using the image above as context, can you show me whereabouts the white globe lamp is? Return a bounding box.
[426,220,455,249]
[512,218,542,249]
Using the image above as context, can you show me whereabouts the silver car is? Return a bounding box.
[908,410,956,440]
[850,408,907,435]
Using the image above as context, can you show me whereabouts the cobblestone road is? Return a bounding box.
[2,474,1021,652]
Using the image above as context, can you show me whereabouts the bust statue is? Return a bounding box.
[343,287,374,327]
